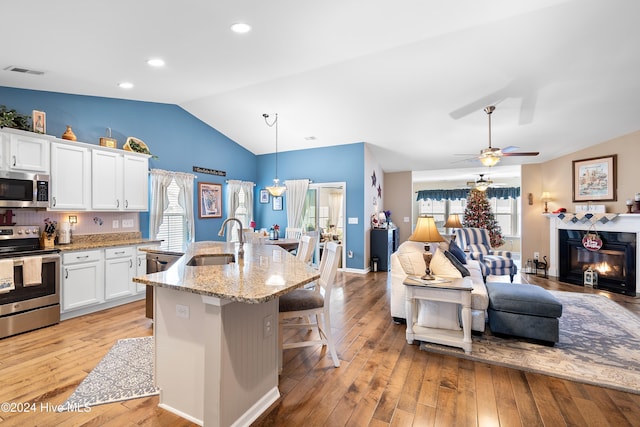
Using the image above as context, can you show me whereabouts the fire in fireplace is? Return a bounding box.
[558,229,636,296]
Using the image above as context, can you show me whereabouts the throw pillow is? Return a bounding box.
[448,239,467,264]
[429,249,462,278]
[443,250,471,277]
[397,252,427,276]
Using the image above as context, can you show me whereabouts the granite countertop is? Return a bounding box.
[54,231,161,252]
[133,241,320,304]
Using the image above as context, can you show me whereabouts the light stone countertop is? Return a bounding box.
[54,231,161,252]
[133,241,320,304]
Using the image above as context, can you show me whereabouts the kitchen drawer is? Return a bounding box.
[63,250,103,264]
[105,247,135,259]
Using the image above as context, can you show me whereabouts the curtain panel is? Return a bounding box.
[284,179,310,229]
[149,169,196,245]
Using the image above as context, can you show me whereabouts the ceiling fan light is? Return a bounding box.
[475,182,490,191]
[479,154,500,167]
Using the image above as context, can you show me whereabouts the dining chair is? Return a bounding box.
[296,235,317,265]
[278,242,342,372]
[285,227,303,240]
[243,229,264,244]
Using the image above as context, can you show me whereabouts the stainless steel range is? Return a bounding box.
[0,225,61,339]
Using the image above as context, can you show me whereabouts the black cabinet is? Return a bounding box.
[370,228,398,272]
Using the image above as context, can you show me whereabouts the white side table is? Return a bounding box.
[403,276,473,354]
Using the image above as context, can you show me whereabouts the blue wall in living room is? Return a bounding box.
[0,86,368,269]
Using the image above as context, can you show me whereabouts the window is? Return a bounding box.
[418,196,520,236]
[156,179,186,252]
[488,196,520,236]
[418,198,459,231]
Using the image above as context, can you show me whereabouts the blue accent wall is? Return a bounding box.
[0,86,368,269]
[256,143,365,269]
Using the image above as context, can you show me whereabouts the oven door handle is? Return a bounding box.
[11,254,60,266]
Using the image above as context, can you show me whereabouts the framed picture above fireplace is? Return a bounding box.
[572,154,617,202]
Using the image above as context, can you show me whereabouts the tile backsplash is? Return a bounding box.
[6,210,140,236]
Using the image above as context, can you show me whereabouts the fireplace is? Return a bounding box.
[558,229,636,296]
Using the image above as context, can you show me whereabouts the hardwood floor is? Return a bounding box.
[1,272,639,426]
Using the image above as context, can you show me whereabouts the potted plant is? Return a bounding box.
[0,105,31,131]
[41,218,57,248]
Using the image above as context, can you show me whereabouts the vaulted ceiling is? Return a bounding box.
[4,0,639,177]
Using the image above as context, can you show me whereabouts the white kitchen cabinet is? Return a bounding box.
[104,246,135,300]
[123,155,149,211]
[50,141,91,210]
[7,132,50,173]
[61,250,104,312]
[91,149,148,211]
[91,149,124,210]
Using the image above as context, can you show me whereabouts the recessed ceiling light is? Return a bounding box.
[230,22,251,34]
[147,58,165,67]
[118,82,134,89]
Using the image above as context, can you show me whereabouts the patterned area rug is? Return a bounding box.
[420,291,640,394]
[59,337,158,410]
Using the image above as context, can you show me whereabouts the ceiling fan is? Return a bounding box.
[462,106,540,167]
[467,174,493,191]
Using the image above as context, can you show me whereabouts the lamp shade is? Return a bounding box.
[409,216,445,243]
[540,191,552,201]
[444,214,463,229]
[266,178,286,196]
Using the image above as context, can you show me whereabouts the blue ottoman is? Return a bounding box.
[485,282,563,344]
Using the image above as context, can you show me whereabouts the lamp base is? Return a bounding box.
[422,252,434,281]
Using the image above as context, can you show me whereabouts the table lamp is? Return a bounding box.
[409,215,445,280]
[541,192,552,213]
[444,214,463,241]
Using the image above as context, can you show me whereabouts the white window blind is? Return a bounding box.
[156,179,186,252]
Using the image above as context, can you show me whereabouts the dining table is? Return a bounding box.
[263,238,299,252]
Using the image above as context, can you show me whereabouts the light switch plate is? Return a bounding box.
[348,217,358,224]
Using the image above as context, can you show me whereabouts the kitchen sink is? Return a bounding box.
[186,254,236,266]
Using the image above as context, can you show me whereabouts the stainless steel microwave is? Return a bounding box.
[0,171,49,208]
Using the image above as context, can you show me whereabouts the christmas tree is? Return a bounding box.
[462,189,505,247]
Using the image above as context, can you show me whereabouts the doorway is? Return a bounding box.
[300,182,346,268]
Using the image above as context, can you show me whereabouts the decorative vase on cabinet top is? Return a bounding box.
[62,125,77,141]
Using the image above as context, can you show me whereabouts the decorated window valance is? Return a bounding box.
[416,187,521,201]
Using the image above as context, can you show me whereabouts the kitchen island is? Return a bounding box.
[133,241,319,427]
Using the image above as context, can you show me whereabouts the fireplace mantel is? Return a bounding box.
[548,214,640,296]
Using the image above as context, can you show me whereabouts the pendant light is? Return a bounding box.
[263,113,286,196]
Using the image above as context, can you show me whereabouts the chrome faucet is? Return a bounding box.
[218,217,245,257]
